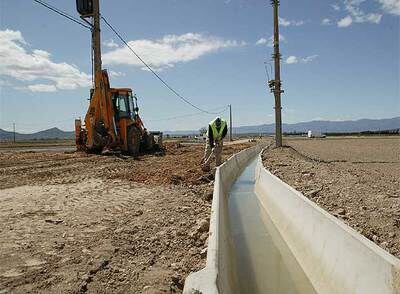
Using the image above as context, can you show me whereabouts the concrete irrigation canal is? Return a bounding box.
[183,145,400,294]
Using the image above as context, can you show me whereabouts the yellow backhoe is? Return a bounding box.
[74,0,162,156]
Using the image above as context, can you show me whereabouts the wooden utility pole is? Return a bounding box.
[229,104,233,141]
[271,0,283,147]
[92,0,102,91]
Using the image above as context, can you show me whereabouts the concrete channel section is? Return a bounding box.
[183,145,400,294]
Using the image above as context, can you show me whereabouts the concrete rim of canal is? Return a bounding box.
[184,144,400,294]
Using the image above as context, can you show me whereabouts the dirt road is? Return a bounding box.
[263,137,400,258]
[0,141,255,293]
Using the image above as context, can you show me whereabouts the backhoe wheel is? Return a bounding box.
[127,126,141,156]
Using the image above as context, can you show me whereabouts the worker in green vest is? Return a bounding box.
[202,117,228,171]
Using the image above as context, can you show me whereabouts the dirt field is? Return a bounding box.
[263,137,400,258]
[0,141,254,293]
[0,140,74,149]
[288,136,400,162]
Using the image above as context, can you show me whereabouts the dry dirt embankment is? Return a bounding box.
[0,141,255,293]
[262,137,400,258]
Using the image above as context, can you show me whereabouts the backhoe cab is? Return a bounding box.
[75,70,162,156]
[74,0,162,156]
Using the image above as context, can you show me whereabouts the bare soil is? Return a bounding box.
[287,136,400,162]
[0,142,253,189]
[0,141,254,293]
[0,140,74,149]
[262,137,400,258]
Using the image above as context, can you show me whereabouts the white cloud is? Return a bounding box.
[337,0,383,27]
[286,56,298,64]
[109,70,125,78]
[377,0,400,15]
[326,0,394,27]
[255,37,268,45]
[338,15,354,27]
[302,55,319,63]
[103,39,119,48]
[285,55,318,64]
[103,33,246,71]
[255,34,286,47]
[322,18,333,25]
[0,29,91,92]
[364,13,383,23]
[279,17,305,27]
[27,84,57,92]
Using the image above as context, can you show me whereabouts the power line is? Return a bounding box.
[264,61,272,83]
[147,106,228,122]
[32,0,95,86]
[100,15,225,115]
[32,0,92,30]
[31,1,226,116]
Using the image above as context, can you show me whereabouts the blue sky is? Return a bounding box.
[0,0,399,132]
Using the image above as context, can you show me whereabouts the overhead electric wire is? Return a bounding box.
[31,1,228,117]
[101,15,226,115]
[32,0,95,84]
[147,106,229,122]
[32,0,92,30]
[264,61,272,82]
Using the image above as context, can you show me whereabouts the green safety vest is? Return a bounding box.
[209,119,227,141]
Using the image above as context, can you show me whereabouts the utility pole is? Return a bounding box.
[92,0,102,91]
[13,123,16,143]
[271,0,283,147]
[229,104,233,141]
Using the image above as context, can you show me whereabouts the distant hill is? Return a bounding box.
[165,117,400,136]
[234,117,400,134]
[1,117,398,140]
[0,127,74,141]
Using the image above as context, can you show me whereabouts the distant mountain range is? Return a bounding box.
[166,117,400,135]
[0,117,398,140]
[233,116,400,134]
[0,127,74,141]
